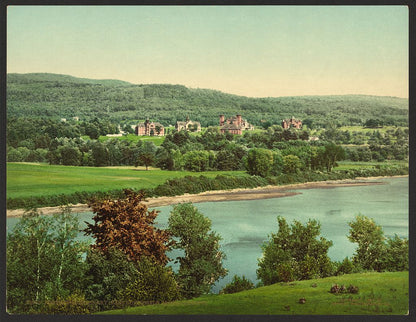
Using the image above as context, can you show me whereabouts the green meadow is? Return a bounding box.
[99,271,408,315]
[6,162,247,199]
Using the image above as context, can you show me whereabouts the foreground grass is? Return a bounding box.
[6,163,247,199]
[99,271,408,315]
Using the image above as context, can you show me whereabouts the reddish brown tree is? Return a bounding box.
[84,190,171,265]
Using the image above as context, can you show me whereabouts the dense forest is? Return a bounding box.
[7,73,408,128]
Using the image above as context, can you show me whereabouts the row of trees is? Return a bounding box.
[7,117,119,148]
[7,115,408,169]
[7,192,227,313]
[257,215,408,285]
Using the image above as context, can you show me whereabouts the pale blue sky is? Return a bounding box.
[7,5,408,98]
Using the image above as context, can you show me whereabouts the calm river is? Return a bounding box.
[7,177,408,293]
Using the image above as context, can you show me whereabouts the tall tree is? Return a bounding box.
[138,152,155,170]
[246,148,273,177]
[323,143,345,172]
[168,203,227,298]
[136,141,157,169]
[7,208,88,313]
[348,214,386,271]
[84,190,171,265]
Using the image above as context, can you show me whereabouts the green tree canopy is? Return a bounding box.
[347,214,408,272]
[246,148,273,177]
[7,207,88,313]
[84,190,171,265]
[257,216,334,285]
[168,203,227,298]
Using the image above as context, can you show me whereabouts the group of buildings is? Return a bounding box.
[135,115,302,136]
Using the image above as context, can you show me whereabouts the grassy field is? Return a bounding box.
[99,271,408,315]
[6,163,247,199]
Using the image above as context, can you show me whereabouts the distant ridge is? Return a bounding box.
[6,73,408,127]
[6,72,408,100]
[7,73,133,87]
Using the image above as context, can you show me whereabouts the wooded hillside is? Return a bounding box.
[7,73,408,128]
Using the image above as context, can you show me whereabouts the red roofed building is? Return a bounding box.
[135,119,165,136]
[219,114,254,135]
[282,116,302,129]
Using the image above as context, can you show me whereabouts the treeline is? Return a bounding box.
[320,126,409,161]
[7,73,408,128]
[7,115,408,168]
[7,192,408,314]
[7,196,227,313]
[7,164,408,210]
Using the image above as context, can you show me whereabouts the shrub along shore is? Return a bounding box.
[6,164,408,216]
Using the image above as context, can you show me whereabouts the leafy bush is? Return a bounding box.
[348,215,408,272]
[257,216,334,285]
[380,234,409,271]
[25,292,100,314]
[335,257,360,275]
[118,257,180,303]
[220,275,254,294]
[276,260,299,283]
[84,248,139,303]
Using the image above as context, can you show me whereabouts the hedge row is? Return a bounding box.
[268,165,408,186]
[150,175,269,197]
[7,165,408,210]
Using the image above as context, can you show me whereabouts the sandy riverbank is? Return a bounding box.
[6,175,407,218]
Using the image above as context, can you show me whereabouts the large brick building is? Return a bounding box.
[175,117,201,132]
[135,119,165,136]
[219,114,254,135]
[282,116,302,129]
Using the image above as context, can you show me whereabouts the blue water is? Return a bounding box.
[7,177,408,293]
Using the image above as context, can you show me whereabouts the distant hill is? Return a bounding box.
[7,73,133,87]
[6,73,408,128]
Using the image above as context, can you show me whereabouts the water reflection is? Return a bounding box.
[325,209,341,216]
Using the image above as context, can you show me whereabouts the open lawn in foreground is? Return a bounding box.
[99,271,408,315]
[6,163,247,199]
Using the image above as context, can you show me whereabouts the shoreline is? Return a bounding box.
[6,175,407,218]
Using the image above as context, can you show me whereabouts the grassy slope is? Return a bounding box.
[6,163,247,199]
[99,271,408,315]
